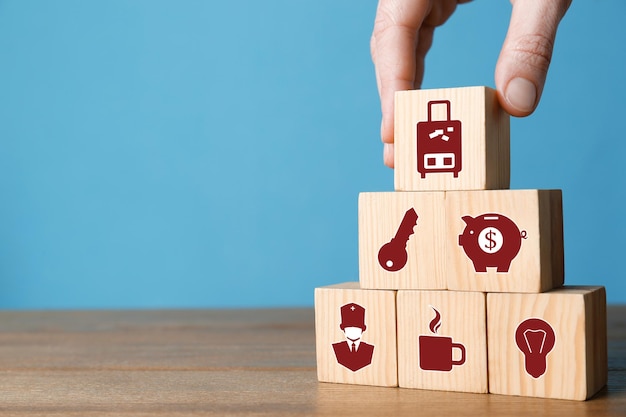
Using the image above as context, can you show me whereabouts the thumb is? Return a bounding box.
[495,0,571,117]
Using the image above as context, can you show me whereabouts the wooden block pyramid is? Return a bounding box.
[314,86,607,401]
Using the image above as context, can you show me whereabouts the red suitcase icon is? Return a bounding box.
[417,100,462,178]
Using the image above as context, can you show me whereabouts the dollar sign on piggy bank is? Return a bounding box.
[458,213,527,273]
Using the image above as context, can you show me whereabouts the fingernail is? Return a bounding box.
[505,77,537,113]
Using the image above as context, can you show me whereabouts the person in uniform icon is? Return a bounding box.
[332,303,375,372]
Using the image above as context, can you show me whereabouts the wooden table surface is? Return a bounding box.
[0,307,623,416]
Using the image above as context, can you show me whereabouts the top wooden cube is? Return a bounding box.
[394,86,510,191]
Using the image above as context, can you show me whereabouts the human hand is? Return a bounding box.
[370,0,572,168]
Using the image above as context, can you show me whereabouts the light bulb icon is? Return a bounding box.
[515,318,556,378]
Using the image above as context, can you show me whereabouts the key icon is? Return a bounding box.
[377,208,419,272]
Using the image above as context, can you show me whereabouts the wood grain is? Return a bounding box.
[394,86,510,191]
[358,192,446,290]
[446,189,564,293]
[397,290,488,393]
[487,287,607,400]
[314,282,397,386]
[0,307,623,416]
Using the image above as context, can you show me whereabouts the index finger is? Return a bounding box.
[371,0,432,147]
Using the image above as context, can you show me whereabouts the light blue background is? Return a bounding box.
[0,1,624,308]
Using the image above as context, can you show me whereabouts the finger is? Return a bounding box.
[495,0,571,116]
[414,24,436,91]
[376,23,437,169]
[384,143,394,168]
[371,0,432,151]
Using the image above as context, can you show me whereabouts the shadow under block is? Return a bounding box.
[397,290,488,393]
[314,282,398,387]
[445,189,564,293]
[358,192,446,290]
[394,86,510,191]
[487,287,607,401]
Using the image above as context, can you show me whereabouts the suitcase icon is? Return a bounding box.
[416,100,462,178]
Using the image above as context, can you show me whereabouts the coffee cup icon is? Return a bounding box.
[419,306,467,372]
[418,335,466,371]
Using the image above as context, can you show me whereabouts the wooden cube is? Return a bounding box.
[314,282,397,386]
[394,86,510,191]
[358,192,446,290]
[445,189,563,293]
[487,286,607,400]
[397,290,488,393]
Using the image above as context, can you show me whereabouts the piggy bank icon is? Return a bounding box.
[458,213,527,273]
